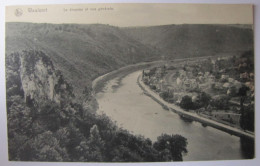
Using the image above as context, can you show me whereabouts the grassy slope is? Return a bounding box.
[6,23,254,95]
[123,24,254,59]
[6,22,159,95]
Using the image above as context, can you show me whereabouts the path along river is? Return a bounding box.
[96,71,247,161]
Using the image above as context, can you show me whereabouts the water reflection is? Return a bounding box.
[96,71,253,161]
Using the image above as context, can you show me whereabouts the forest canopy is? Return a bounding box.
[6,50,188,162]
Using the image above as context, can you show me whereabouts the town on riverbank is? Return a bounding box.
[141,51,254,134]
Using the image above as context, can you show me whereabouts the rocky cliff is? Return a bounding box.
[6,50,74,108]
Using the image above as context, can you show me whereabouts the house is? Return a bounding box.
[155,68,163,77]
[190,79,198,88]
[250,73,254,78]
[228,78,235,83]
[245,81,254,91]
[214,82,224,90]
[143,69,150,76]
[227,86,237,96]
[221,74,229,80]
[223,82,231,88]
[192,95,198,102]
[212,112,241,125]
[184,82,191,88]
[205,72,210,77]
[176,77,182,85]
[198,76,204,82]
[199,83,208,90]
[198,72,203,76]
[220,69,226,73]
[179,69,186,77]
[240,72,249,79]
[233,80,242,89]
[208,75,215,82]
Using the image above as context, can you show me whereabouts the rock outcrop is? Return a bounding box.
[6,50,74,107]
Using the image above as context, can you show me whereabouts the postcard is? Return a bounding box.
[4,3,255,162]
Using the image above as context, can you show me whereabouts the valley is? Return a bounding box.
[5,22,255,161]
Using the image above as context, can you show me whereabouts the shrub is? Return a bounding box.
[180,96,193,110]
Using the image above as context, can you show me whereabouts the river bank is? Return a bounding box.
[91,55,217,94]
[96,71,251,160]
[137,74,254,140]
[92,56,254,160]
[92,60,166,93]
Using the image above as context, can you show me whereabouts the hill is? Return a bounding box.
[6,23,254,95]
[6,50,188,162]
[6,22,159,95]
[123,24,254,59]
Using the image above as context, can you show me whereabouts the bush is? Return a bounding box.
[159,91,174,103]
[240,104,254,132]
[195,92,211,108]
[153,134,188,161]
[210,95,230,110]
[180,96,193,110]
[150,85,156,90]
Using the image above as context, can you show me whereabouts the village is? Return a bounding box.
[142,53,254,131]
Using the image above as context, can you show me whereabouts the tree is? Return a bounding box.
[153,134,188,161]
[227,86,237,97]
[38,101,61,132]
[150,85,156,90]
[85,125,104,161]
[83,86,92,101]
[240,136,255,159]
[6,50,191,162]
[238,85,251,130]
[74,140,89,161]
[238,86,249,107]
[180,96,193,110]
[160,91,174,103]
[17,131,69,161]
[210,95,230,110]
[240,104,254,131]
[196,92,211,109]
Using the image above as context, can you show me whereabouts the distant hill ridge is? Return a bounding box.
[123,24,253,59]
[6,22,253,95]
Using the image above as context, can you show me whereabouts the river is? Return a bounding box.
[96,71,247,161]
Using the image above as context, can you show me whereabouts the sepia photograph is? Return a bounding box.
[2,1,257,164]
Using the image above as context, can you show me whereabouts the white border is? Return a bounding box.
[0,0,259,166]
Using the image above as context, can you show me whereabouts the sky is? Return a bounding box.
[6,3,253,27]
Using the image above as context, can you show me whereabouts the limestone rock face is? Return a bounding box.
[6,50,74,107]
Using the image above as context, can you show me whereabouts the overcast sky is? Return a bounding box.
[6,3,253,27]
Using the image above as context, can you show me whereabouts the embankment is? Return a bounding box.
[92,60,166,93]
[137,75,255,140]
[92,55,215,94]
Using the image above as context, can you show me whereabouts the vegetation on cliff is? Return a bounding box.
[6,50,188,162]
